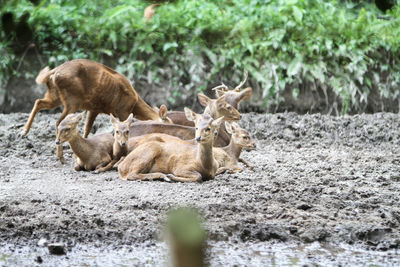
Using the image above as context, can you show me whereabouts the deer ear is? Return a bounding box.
[225,121,233,135]
[216,94,226,105]
[184,107,196,122]
[110,113,118,125]
[231,122,241,131]
[159,104,167,118]
[239,87,252,101]
[212,116,224,129]
[215,89,225,98]
[197,93,210,107]
[125,113,134,125]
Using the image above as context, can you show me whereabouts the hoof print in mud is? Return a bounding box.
[47,242,66,255]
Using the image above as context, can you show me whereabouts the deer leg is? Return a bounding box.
[55,106,76,164]
[216,167,230,175]
[20,97,61,137]
[126,172,167,181]
[239,158,253,170]
[166,171,202,182]
[94,159,117,173]
[83,111,99,138]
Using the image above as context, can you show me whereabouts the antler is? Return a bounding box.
[233,70,248,91]
[211,83,229,91]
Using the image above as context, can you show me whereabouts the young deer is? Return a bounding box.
[166,93,241,127]
[118,108,224,182]
[55,112,114,171]
[21,59,160,163]
[214,122,256,175]
[94,113,133,173]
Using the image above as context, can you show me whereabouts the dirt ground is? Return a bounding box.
[0,112,400,266]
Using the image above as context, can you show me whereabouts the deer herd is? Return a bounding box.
[20,59,256,182]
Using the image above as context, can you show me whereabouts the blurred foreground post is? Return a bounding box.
[166,208,207,267]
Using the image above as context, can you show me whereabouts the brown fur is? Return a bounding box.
[95,113,133,173]
[21,59,160,163]
[214,122,256,174]
[118,108,224,182]
[144,3,159,22]
[55,112,114,171]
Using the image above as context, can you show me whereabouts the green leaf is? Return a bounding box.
[163,42,178,52]
[292,6,303,23]
[287,56,302,76]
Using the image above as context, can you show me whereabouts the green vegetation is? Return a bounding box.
[1,0,400,113]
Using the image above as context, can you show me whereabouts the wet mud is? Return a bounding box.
[0,112,399,266]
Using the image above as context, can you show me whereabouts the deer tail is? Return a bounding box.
[35,66,55,84]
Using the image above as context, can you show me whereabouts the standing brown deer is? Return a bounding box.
[20,59,160,163]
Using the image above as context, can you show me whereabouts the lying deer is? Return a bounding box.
[166,71,252,126]
[128,94,241,147]
[55,112,114,171]
[94,113,133,173]
[153,104,173,124]
[118,108,224,182]
[166,93,241,127]
[126,121,256,174]
[214,122,256,174]
[20,59,160,162]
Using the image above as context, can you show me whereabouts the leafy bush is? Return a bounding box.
[1,0,399,113]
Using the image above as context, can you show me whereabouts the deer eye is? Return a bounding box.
[205,127,211,132]
[124,131,129,135]
[243,136,249,140]
[227,106,232,110]
[116,130,120,135]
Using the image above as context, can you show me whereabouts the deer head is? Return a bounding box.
[225,121,256,150]
[56,112,84,144]
[197,93,241,121]
[111,113,133,147]
[184,107,224,144]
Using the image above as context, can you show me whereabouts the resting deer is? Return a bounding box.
[166,93,241,127]
[166,71,251,126]
[129,94,241,147]
[118,108,224,182]
[55,112,114,171]
[94,113,133,173]
[211,70,252,110]
[214,122,256,174]
[20,59,160,163]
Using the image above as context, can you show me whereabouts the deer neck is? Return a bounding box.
[196,140,215,170]
[222,139,242,162]
[113,141,128,158]
[131,97,160,121]
[68,133,92,161]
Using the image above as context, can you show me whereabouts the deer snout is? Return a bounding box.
[55,139,61,145]
[120,141,127,147]
[195,136,201,142]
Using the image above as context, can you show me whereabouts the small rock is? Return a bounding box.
[47,242,66,255]
[38,238,48,247]
[297,203,312,210]
[36,256,43,263]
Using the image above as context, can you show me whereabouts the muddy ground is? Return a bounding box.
[0,112,400,266]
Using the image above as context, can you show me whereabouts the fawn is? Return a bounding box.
[118,108,224,182]
[55,112,114,171]
[21,59,160,163]
[94,113,133,173]
[214,121,256,174]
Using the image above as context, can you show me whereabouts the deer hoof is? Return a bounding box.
[18,129,28,138]
[164,174,174,182]
[93,170,100,174]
